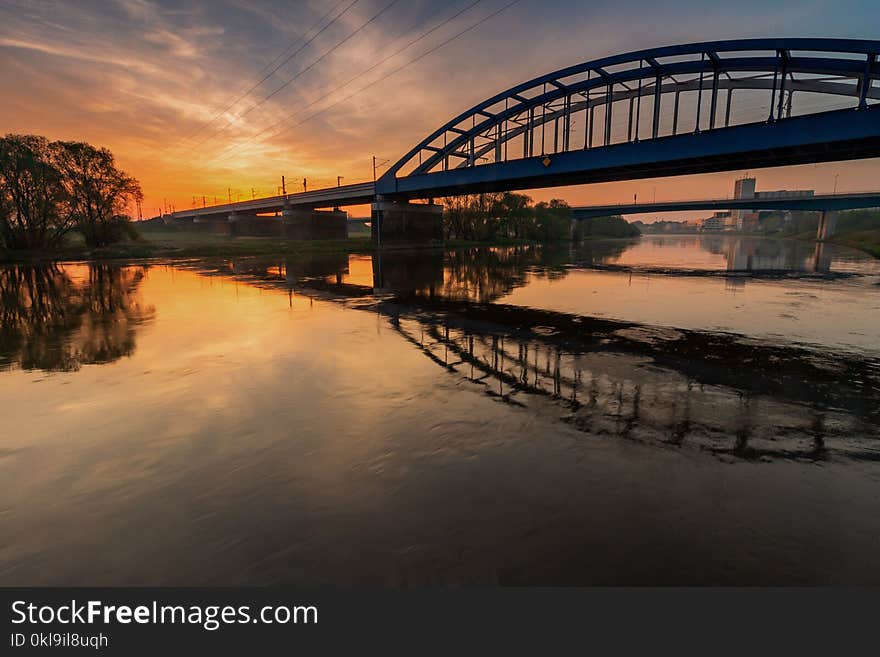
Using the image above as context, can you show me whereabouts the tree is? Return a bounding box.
[442,193,502,240]
[493,192,532,238]
[442,193,575,242]
[532,199,572,241]
[54,141,143,247]
[0,134,73,249]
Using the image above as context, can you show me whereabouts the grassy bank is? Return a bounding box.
[0,230,557,264]
[0,230,376,263]
[825,229,880,258]
[4,228,878,264]
[790,228,880,259]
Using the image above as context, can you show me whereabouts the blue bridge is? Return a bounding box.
[170,38,880,243]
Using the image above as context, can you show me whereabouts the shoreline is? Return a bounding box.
[2,229,878,264]
[0,232,588,265]
[611,230,880,259]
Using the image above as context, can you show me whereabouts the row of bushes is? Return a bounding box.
[757,209,880,236]
[573,214,641,239]
[0,134,142,250]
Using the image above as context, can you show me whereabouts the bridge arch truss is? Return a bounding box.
[378,39,880,197]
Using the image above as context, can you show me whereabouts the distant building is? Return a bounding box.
[701,214,729,231]
[632,219,699,234]
[723,177,814,231]
[732,177,757,229]
[734,177,756,200]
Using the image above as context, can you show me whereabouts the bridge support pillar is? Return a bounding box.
[227,211,241,236]
[816,211,838,240]
[186,213,231,234]
[282,207,348,240]
[224,211,291,237]
[371,200,443,246]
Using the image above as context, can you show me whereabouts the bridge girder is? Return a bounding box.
[383,107,880,199]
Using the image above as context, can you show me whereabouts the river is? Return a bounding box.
[1,235,879,585]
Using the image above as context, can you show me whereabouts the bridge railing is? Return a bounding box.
[382,39,879,183]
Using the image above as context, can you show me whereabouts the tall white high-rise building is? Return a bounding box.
[734,177,757,200]
[732,177,756,229]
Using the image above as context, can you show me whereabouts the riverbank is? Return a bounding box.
[0,230,554,264]
[824,229,880,258]
[786,229,880,259]
[4,228,876,264]
[0,231,371,263]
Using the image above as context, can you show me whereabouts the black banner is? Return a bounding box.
[2,588,878,654]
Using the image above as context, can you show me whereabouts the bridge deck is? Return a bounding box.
[572,192,880,218]
[171,181,375,220]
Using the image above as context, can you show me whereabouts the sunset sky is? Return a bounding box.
[2,0,878,220]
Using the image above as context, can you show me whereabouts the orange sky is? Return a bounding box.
[2,0,878,221]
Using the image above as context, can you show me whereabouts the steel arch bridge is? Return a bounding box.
[376,38,880,199]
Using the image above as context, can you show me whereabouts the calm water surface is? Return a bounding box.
[1,235,879,585]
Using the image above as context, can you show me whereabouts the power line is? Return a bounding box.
[213,0,521,167]
[187,0,362,150]
[196,0,400,150]
[222,0,484,150]
[178,0,352,146]
[239,0,401,117]
[245,0,351,86]
[189,0,362,149]
[210,0,521,165]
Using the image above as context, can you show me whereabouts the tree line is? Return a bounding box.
[0,134,142,250]
[440,192,639,241]
[441,192,574,241]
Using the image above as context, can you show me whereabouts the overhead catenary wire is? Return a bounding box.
[193,0,401,150]
[209,0,486,161]
[210,0,522,165]
[177,0,354,146]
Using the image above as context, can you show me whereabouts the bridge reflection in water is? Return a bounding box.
[384,305,877,463]
[187,246,880,464]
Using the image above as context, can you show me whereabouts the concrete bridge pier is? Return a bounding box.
[817,211,838,240]
[371,199,443,246]
[226,210,241,237]
[282,205,348,240]
[227,210,290,237]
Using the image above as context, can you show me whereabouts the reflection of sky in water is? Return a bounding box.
[502,268,880,356]
[599,234,880,275]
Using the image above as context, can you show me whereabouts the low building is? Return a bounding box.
[701,214,729,231]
